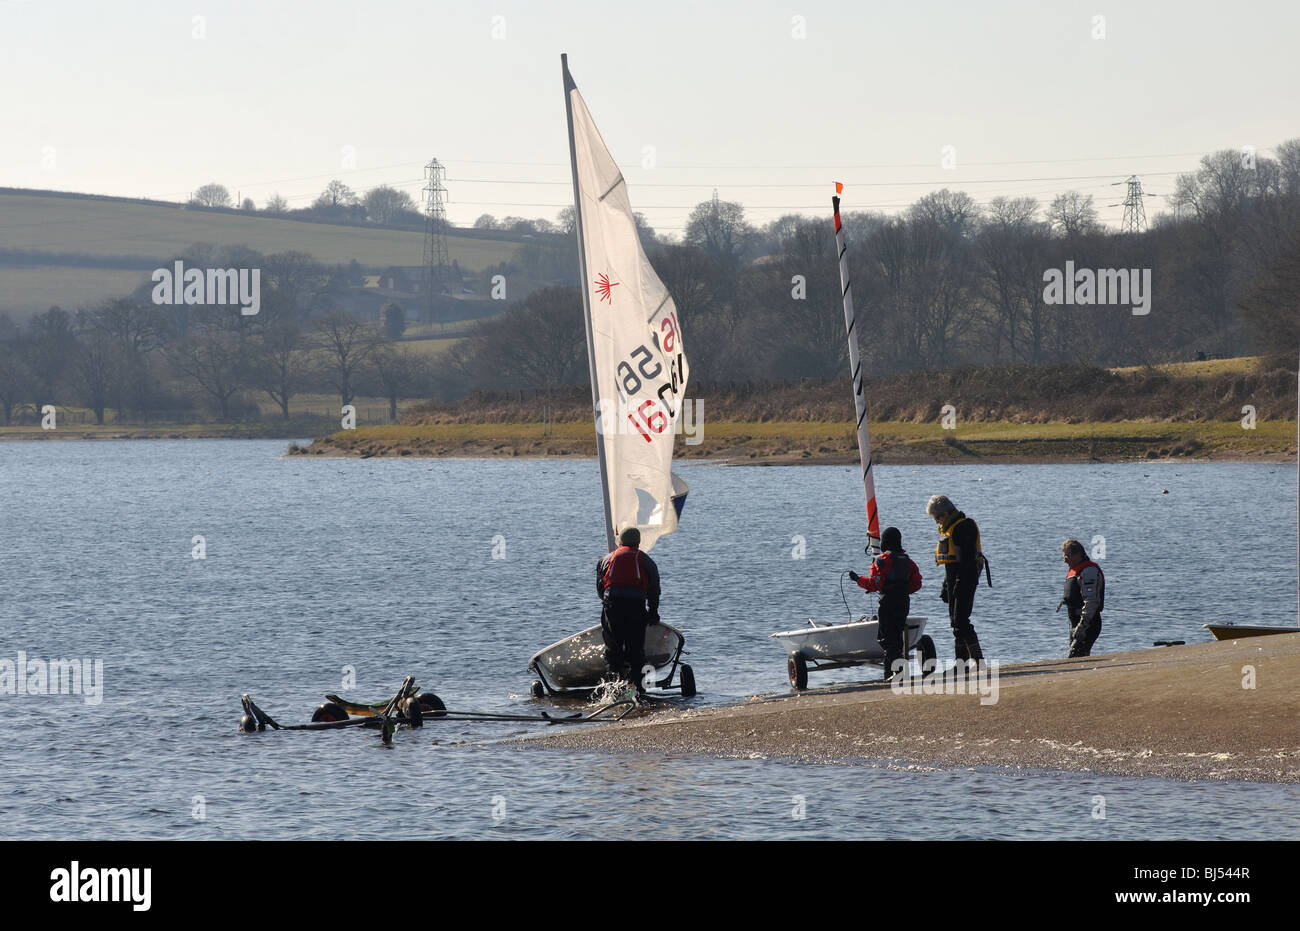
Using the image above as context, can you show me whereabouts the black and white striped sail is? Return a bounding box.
[563,55,689,553]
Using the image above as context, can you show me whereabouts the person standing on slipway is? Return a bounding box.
[1059,538,1105,657]
[849,526,923,680]
[927,494,990,663]
[596,526,660,694]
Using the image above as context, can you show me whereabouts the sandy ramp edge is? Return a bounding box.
[521,635,1300,784]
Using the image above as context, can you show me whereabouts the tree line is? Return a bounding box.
[443,141,1300,394]
[0,246,434,426]
[8,141,1296,422]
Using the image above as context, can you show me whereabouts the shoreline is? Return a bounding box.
[523,636,1300,784]
[286,419,1297,465]
[2,419,1293,465]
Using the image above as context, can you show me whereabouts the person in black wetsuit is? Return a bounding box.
[927,494,987,664]
[849,526,923,680]
[1060,538,1105,657]
[596,526,661,693]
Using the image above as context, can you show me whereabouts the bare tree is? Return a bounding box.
[368,343,433,421]
[1047,191,1100,238]
[261,251,330,323]
[0,342,33,425]
[909,189,982,238]
[685,195,756,265]
[315,311,378,408]
[251,322,311,419]
[190,183,232,208]
[167,315,247,420]
[313,180,358,210]
[456,287,585,390]
[979,197,1046,361]
[71,312,119,424]
[28,306,76,410]
[265,193,289,213]
[363,185,417,224]
[87,297,163,417]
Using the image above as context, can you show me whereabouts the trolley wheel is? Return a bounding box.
[311,701,349,723]
[916,635,937,675]
[530,680,545,699]
[679,664,696,698]
[788,651,808,691]
[416,692,447,717]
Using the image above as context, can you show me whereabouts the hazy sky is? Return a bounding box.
[3,0,1298,232]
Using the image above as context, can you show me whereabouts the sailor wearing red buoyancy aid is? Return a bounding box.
[849,526,923,680]
[1060,538,1105,657]
[596,526,661,692]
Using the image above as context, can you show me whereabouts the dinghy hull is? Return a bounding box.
[529,621,686,692]
[770,615,928,663]
[1204,624,1300,640]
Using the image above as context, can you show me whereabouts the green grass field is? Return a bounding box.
[399,336,463,358]
[0,191,523,315]
[1109,356,1265,377]
[0,265,151,315]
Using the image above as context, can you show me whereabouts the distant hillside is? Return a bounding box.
[0,188,537,317]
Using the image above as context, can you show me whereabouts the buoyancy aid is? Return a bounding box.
[603,545,648,593]
[935,513,992,586]
[875,551,914,594]
[1064,560,1104,612]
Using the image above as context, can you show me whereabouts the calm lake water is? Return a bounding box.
[0,440,1296,839]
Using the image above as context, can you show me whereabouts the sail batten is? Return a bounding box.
[563,55,689,553]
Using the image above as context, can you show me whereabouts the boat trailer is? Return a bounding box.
[239,675,636,744]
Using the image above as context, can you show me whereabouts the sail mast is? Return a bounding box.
[832,183,881,556]
[562,53,616,551]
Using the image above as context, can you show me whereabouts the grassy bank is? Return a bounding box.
[289,418,1295,463]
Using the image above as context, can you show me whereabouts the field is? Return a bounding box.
[0,265,152,315]
[399,336,464,358]
[1109,357,1268,377]
[0,191,524,316]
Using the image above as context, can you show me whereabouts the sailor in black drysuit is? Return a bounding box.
[1060,538,1105,657]
[928,494,989,663]
[849,526,923,680]
[596,525,661,693]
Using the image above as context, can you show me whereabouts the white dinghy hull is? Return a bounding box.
[771,615,929,663]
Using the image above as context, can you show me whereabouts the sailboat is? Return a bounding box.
[527,54,696,699]
[769,184,935,689]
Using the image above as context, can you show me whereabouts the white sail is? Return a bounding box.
[832,183,881,555]
[563,55,689,553]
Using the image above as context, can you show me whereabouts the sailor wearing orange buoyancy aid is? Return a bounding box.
[1060,538,1105,657]
[848,526,923,679]
[596,526,661,691]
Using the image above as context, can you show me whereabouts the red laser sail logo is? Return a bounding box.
[594,272,619,304]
